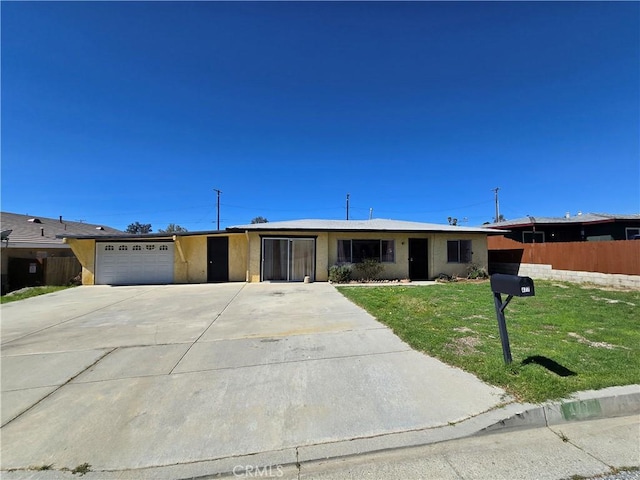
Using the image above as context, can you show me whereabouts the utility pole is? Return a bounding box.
[346,193,350,220]
[492,187,500,223]
[213,188,222,230]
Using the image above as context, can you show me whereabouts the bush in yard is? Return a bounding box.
[329,264,352,283]
[353,258,384,282]
[436,273,458,283]
[466,263,488,279]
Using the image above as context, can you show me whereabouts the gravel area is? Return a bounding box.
[574,469,640,480]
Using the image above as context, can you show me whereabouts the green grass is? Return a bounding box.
[337,281,640,403]
[1,286,73,304]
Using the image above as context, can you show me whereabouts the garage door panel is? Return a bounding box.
[96,242,174,285]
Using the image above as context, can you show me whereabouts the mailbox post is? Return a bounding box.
[490,274,535,364]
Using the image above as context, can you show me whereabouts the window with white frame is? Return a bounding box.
[522,231,545,243]
[447,240,472,263]
[625,227,640,240]
[337,239,395,263]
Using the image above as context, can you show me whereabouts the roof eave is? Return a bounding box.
[226,226,509,234]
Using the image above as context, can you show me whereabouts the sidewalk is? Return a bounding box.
[291,414,640,480]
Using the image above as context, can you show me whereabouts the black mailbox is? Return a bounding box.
[490,274,536,364]
[490,273,535,297]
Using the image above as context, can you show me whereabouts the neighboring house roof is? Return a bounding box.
[227,218,507,234]
[486,213,640,229]
[59,230,224,241]
[1,212,123,249]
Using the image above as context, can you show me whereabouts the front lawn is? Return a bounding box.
[337,281,639,403]
[1,286,73,304]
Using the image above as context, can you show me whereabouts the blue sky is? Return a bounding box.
[2,1,638,232]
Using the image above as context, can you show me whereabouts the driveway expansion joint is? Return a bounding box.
[170,348,414,376]
[0,288,156,347]
[1,348,117,427]
[169,283,247,375]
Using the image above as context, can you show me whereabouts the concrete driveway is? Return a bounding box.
[1,283,508,477]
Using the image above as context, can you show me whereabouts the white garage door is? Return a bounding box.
[95,242,174,285]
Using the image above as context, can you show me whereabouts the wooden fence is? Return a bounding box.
[44,257,82,285]
[488,237,640,276]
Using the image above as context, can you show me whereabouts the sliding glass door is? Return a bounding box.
[290,238,314,281]
[262,238,315,282]
[262,239,289,281]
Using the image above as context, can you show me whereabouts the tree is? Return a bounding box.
[159,224,188,233]
[126,222,152,234]
[251,216,269,224]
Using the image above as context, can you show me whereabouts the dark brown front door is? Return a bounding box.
[207,237,229,282]
[408,238,429,280]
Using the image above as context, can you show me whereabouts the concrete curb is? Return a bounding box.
[296,385,640,464]
[479,384,640,435]
[3,385,638,480]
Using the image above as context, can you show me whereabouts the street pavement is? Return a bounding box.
[2,283,512,478]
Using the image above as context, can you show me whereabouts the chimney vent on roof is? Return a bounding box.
[59,215,63,223]
[40,227,44,236]
[565,212,570,219]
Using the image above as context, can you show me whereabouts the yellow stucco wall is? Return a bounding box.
[315,233,329,281]
[66,231,489,285]
[174,235,207,283]
[247,231,489,282]
[65,238,97,285]
[174,233,247,283]
[245,232,329,282]
[247,233,261,283]
[228,234,248,282]
[327,232,413,279]
[430,233,489,278]
[327,232,489,280]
